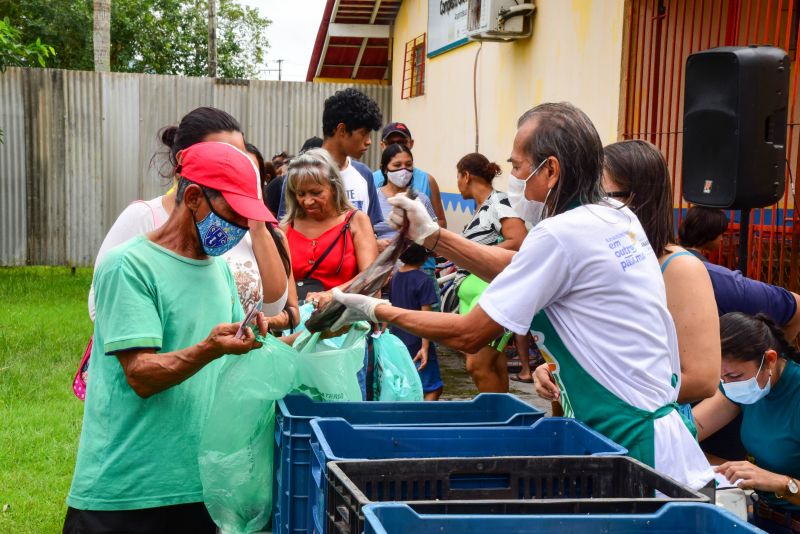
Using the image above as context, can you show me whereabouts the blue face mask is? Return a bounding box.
[194,192,248,256]
[721,355,772,405]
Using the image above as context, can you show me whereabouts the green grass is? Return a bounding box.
[0,267,92,533]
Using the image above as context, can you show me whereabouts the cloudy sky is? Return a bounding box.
[239,0,327,81]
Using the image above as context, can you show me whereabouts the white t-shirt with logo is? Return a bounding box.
[340,157,371,214]
[479,201,713,490]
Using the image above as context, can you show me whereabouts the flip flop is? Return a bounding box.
[509,373,533,384]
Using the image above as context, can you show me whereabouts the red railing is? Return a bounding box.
[622,0,800,290]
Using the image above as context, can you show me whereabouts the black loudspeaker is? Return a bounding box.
[682,46,789,209]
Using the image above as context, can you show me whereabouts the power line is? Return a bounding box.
[261,59,284,80]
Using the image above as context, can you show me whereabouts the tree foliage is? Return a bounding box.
[0,15,55,142]
[0,16,54,72]
[0,0,270,78]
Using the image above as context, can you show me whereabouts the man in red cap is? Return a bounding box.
[64,142,275,533]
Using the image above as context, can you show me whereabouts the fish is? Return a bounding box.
[305,189,417,333]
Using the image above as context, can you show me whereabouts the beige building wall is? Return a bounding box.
[391,0,627,229]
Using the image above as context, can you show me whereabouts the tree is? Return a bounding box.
[0,16,54,71]
[0,16,55,142]
[0,0,270,78]
[93,0,111,71]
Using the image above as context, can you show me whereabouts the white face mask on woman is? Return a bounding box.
[721,355,772,404]
[387,168,413,188]
[507,158,550,224]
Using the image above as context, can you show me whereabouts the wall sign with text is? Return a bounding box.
[427,0,470,57]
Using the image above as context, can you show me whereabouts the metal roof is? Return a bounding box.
[306,0,402,82]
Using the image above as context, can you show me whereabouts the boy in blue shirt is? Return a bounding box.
[389,244,444,400]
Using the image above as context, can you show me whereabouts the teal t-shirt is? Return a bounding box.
[738,360,800,512]
[67,235,243,511]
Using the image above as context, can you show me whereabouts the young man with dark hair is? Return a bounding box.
[373,122,447,228]
[277,88,383,226]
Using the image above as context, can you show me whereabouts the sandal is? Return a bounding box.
[509,373,533,384]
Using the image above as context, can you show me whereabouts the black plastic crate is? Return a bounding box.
[324,456,709,534]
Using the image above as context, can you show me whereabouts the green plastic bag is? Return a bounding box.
[282,302,315,336]
[372,331,424,402]
[291,321,369,401]
[199,334,298,534]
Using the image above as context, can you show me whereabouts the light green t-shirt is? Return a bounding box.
[67,235,243,511]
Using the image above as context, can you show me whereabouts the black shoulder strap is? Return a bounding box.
[304,210,356,279]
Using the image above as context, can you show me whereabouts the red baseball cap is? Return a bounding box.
[179,142,276,223]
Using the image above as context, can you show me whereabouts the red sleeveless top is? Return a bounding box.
[286,211,358,290]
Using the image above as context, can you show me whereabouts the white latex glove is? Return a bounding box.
[330,288,390,331]
[386,195,440,245]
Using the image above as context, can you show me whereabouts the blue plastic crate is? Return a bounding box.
[273,393,542,534]
[308,417,626,534]
[362,502,764,533]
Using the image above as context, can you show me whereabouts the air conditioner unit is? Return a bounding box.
[467,0,536,42]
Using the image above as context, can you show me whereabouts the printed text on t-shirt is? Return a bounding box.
[606,231,648,272]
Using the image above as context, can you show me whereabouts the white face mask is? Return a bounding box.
[720,355,772,404]
[507,158,550,224]
[387,168,413,188]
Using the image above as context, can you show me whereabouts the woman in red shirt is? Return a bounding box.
[281,148,378,308]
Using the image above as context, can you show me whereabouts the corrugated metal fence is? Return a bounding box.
[0,68,391,266]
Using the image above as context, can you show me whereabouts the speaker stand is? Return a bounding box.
[738,207,751,276]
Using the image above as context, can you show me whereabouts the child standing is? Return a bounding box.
[390,244,444,400]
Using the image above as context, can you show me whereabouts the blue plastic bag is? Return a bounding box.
[372,331,424,402]
[291,322,369,402]
[198,334,298,534]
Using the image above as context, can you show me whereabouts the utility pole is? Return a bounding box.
[208,0,217,77]
[261,60,285,80]
[93,0,111,72]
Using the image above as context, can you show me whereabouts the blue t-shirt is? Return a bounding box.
[727,360,800,512]
[390,269,438,357]
[372,167,432,199]
[704,262,796,324]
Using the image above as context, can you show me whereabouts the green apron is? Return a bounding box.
[532,311,679,467]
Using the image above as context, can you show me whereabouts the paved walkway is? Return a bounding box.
[437,346,552,415]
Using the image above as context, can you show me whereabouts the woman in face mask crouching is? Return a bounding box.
[693,312,800,533]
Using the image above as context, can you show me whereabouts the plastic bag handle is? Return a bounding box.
[296,322,368,354]
[340,321,369,346]
[297,331,324,354]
